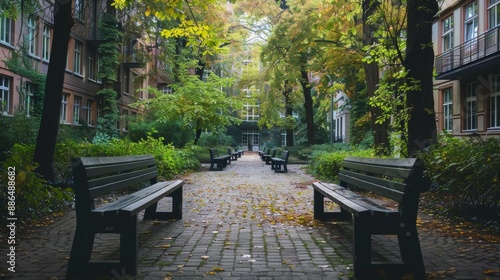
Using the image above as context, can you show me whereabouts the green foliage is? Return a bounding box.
[419,133,500,212]
[4,50,46,116]
[0,144,73,226]
[197,131,235,148]
[133,63,241,142]
[307,148,375,182]
[94,88,119,143]
[98,14,122,82]
[0,114,40,160]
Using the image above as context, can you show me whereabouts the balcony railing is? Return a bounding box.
[435,26,500,75]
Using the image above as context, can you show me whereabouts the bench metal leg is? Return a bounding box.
[353,217,371,277]
[398,226,425,276]
[66,226,95,278]
[313,190,351,220]
[120,216,138,276]
[144,186,183,220]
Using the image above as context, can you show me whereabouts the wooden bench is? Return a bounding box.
[262,148,277,165]
[271,150,289,173]
[208,148,231,171]
[258,147,269,160]
[66,155,183,278]
[227,147,241,161]
[312,156,430,278]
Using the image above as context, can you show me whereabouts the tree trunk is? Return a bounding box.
[363,0,389,155]
[284,81,294,147]
[404,0,438,157]
[300,67,315,146]
[33,0,74,181]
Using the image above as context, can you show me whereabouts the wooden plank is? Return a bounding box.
[120,180,184,216]
[339,171,405,202]
[88,169,158,198]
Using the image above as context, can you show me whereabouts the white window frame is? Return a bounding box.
[27,16,38,56]
[443,88,453,131]
[489,0,500,29]
[43,25,51,61]
[0,7,12,45]
[74,41,82,75]
[465,82,478,131]
[61,94,68,122]
[23,82,35,117]
[464,2,479,41]
[73,96,81,124]
[442,16,454,52]
[0,75,11,115]
[83,99,93,126]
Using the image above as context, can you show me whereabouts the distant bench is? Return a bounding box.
[312,156,429,278]
[271,150,289,173]
[227,147,243,161]
[66,155,183,278]
[208,148,231,171]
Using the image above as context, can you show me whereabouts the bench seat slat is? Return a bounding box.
[120,180,184,216]
[313,182,398,217]
[91,181,171,216]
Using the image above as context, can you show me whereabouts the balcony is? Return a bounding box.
[435,26,500,80]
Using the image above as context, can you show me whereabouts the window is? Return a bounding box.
[73,96,81,124]
[489,0,500,29]
[61,94,68,122]
[443,88,453,131]
[75,0,84,21]
[27,16,38,56]
[244,101,259,121]
[23,82,35,116]
[88,49,100,81]
[83,99,93,126]
[122,110,129,131]
[0,7,12,44]
[281,132,287,146]
[442,16,454,51]
[43,25,51,61]
[490,75,500,128]
[0,75,11,115]
[74,41,82,74]
[465,82,477,130]
[242,129,259,147]
[464,2,478,41]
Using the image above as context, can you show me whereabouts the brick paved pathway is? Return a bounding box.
[4,152,500,279]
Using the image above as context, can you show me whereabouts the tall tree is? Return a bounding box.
[404,0,438,157]
[362,0,390,154]
[33,0,74,181]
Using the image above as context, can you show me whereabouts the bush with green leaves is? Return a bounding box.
[0,114,40,160]
[419,133,500,212]
[0,144,73,227]
[307,148,375,182]
[0,136,200,226]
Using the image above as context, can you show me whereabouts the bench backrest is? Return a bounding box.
[281,150,289,161]
[72,155,158,219]
[209,148,219,158]
[339,156,428,217]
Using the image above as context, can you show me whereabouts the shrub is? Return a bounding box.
[0,114,40,160]
[0,144,73,226]
[419,133,500,212]
[307,148,374,182]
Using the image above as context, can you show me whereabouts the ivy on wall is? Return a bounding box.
[94,13,123,143]
[5,50,46,116]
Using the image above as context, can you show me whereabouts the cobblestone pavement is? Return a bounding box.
[4,152,500,279]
